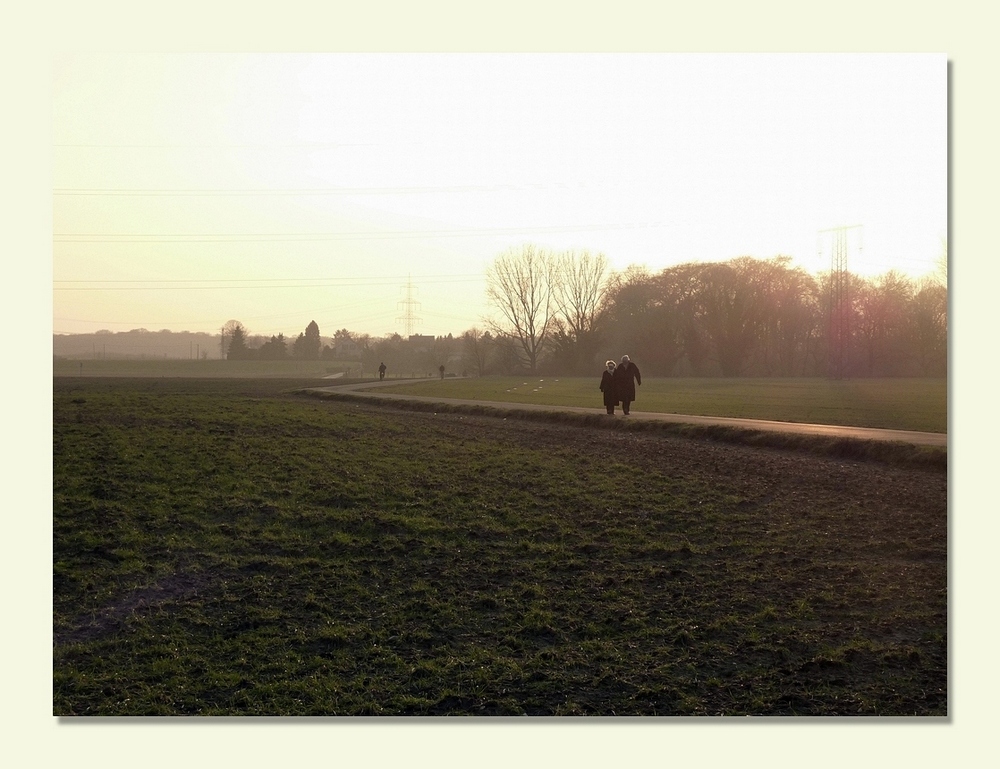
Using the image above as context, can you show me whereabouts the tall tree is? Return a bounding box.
[461,327,493,377]
[490,333,524,375]
[293,320,322,360]
[655,263,706,375]
[598,265,678,375]
[486,244,556,372]
[855,271,914,376]
[691,259,764,377]
[226,321,250,360]
[257,333,287,360]
[911,279,947,375]
[551,250,609,373]
[742,257,820,376]
[222,319,246,359]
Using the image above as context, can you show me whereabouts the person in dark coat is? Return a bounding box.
[613,354,641,415]
[599,360,618,415]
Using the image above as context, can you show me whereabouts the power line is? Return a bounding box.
[53,278,484,291]
[53,273,483,284]
[52,267,607,289]
[53,182,591,196]
[53,222,669,243]
[52,142,379,149]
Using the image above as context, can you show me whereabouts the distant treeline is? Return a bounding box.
[53,327,345,362]
[586,257,947,378]
[53,256,947,378]
[54,329,226,360]
[478,252,947,378]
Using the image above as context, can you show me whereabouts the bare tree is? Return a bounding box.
[911,278,947,375]
[690,260,762,377]
[485,244,557,372]
[461,327,493,377]
[854,270,914,376]
[551,250,609,372]
[933,236,948,288]
[553,250,609,338]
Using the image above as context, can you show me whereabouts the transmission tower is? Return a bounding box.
[819,224,863,380]
[396,275,422,337]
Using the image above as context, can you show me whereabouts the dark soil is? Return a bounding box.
[53,378,948,716]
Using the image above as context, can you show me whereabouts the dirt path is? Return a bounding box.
[304,381,947,448]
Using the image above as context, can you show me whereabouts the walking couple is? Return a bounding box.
[599,355,642,416]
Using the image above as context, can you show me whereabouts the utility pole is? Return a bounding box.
[396,275,422,337]
[819,224,863,380]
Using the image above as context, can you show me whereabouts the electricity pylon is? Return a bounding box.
[819,224,862,380]
[396,275,422,337]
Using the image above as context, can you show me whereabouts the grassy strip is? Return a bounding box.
[303,390,947,472]
[366,376,948,433]
[53,378,947,716]
[50,364,947,432]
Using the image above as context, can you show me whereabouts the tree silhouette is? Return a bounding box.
[461,327,493,377]
[226,321,250,360]
[486,244,556,372]
[258,333,288,360]
[293,320,322,360]
[551,250,609,373]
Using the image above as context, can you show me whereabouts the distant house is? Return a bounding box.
[334,337,361,358]
[408,334,435,351]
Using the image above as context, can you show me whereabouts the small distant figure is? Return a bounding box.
[378,362,387,381]
[600,360,618,415]
[613,354,642,416]
[439,364,445,380]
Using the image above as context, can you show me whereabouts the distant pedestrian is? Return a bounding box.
[613,354,642,415]
[600,360,619,415]
[378,362,387,381]
[439,364,445,380]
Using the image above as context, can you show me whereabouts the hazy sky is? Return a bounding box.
[53,53,946,338]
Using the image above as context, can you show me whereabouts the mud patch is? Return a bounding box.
[55,570,217,647]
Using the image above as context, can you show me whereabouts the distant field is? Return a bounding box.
[51,358,357,379]
[366,377,947,434]
[50,360,948,432]
[53,378,946,716]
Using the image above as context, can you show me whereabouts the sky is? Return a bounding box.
[52,53,947,338]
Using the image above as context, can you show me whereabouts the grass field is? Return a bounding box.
[52,358,350,379]
[51,358,947,433]
[366,376,948,433]
[53,378,946,716]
